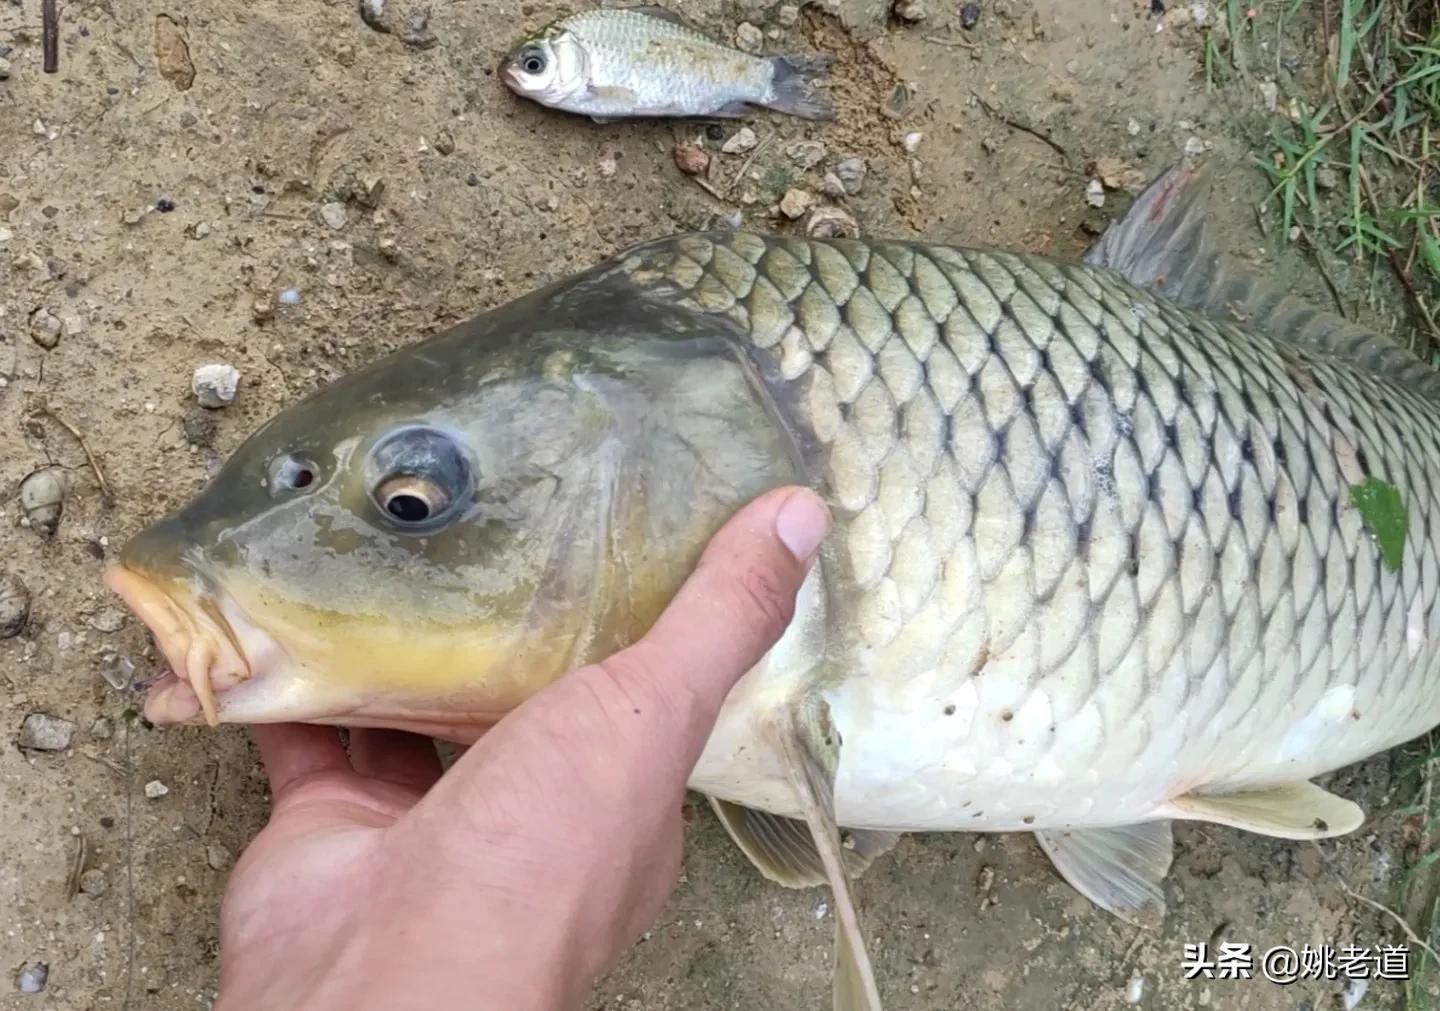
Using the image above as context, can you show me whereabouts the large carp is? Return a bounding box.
[104,167,1440,1009]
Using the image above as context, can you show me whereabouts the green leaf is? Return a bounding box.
[1349,477,1408,572]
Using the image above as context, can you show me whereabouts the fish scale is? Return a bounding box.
[616,230,1440,829]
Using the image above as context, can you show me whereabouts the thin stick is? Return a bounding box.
[1338,879,1440,966]
[42,0,57,73]
[726,134,774,197]
[689,175,725,201]
[36,405,113,504]
[924,34,977,49]
[971,92,1070,164]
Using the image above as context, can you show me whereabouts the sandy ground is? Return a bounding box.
[1,0,1436,1008]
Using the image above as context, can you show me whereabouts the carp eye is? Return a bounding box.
[367,426,472,531]
[376,475,449,523]
[520,48,546,74]
[267,454,318,497]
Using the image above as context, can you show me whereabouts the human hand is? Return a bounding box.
[212,486,831,1011]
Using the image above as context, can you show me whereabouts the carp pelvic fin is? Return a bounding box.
[709,796,900,888]
[1164,781,1365,840]
[1033,822,1173,928]
[1085,163,1440,399]
[768,702,884,1011]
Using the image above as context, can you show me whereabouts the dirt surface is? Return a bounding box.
[1,0,1435,1008]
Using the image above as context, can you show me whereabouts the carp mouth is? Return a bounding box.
[103,565,272,727]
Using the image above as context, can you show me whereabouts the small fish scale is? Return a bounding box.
[565,11,771,115]
[620,233,1440,819]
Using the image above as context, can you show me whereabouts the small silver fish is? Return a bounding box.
[500,5,834,122]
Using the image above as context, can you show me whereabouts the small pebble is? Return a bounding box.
[0,226,10,244]
[1085,178,1106,207]
[86,608,126,633]
[0,57,11,80]
[820,171,847,199]
[319,202,349,230]
[1126,973,1145,1003]
[1259,80,1278,111]
[89,717,113,741]
[1342,977,1368,1010]
[466,172,480,186]
[834,155,866,195]
[206,843,232,870]
[673,142,710,176]
[776,4,799,25]
[182,409,216,447]
[0,574,30,638]
[98,653,135,691]
[960,2,981,28]
[79,868,108,897]
[786,140,826,168]
[1127,118,1142,136]
[721,127,759,155]
[893,0,927,21]
[735,22,764,53]
[1184,135,1210,156]
[360,0,386,31]
[156,198,176,213]
[779,188,817,219]
[187,221,212,239]
[144,780,170,799]
[805,205,859,239]
[16,963,47,994]
[19,468,66,536]
[29,309,62,349]
[1316,165,1340,191]
[434,131,456,156]
[276,288,302,307]
[192,363,241,408]
[19,713,76,752]
[901,131,923,153]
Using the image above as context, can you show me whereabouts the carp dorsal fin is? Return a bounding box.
[709,797,900,887]
[1085,163,1440,400]
[1164,781,1364,839]
[1033,823,1173,928]
[767,701,885,1011]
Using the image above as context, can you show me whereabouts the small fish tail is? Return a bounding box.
[765,53,836,121]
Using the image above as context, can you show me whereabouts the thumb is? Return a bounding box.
[596,484,831,745]
[431,484,829,805]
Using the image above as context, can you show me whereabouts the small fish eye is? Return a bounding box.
[520,48,546,74]
[367,426,472,531]
[267,454,319,497]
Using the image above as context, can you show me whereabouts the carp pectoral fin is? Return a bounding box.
[1165,781,1365,840]
[768,706,885,1011]
[1033,822,1173,928]
[709,101,753,119]
[708,796,900,888]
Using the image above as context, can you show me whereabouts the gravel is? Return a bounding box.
[18,713,76,752]
[0,574,30,638]
[192,363,241,408]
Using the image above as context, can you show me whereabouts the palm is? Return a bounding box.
[214,731,441,1008]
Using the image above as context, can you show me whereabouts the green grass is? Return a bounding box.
[1250,0,1440,358]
